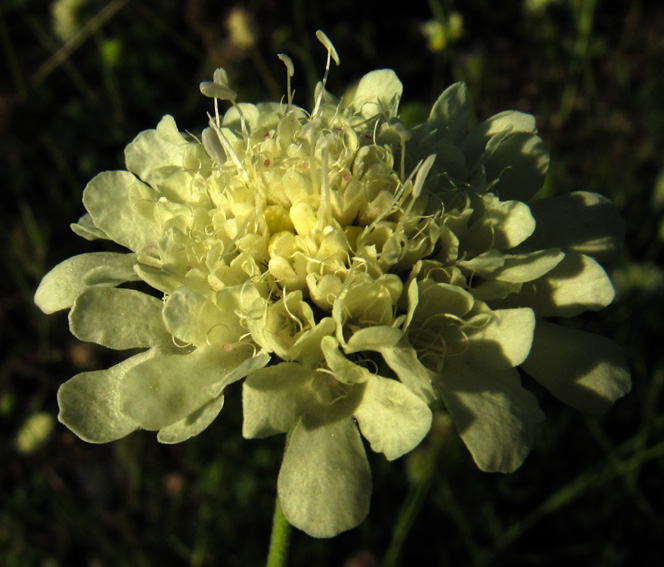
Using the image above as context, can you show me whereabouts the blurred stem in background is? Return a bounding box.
[424,0,467,99]
[557,0,598,126]
[383,412,455,567]
[31,0,131,90]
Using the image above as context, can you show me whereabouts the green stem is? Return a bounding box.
[265,494,292,567]
[382,413,452,567]
[382,477,432,567]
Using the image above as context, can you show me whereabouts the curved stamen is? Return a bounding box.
[312,30,340,117]
[277,53,295,111]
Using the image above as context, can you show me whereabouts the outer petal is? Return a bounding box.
[157,395,226,444]
[465,308,536,369]
[470,279,522,301]
[69,287,170,350]
[134,263,182,294]
[436,359,544,472]
[289,317,336,365]
[484,132,550,202]
[489,249,564,283]
[350,69,403,120]
[427,82,470,141]
[521,321,631,414]
[70,213,111,241]
[34,252,137,314]
[242,362,311,438]
[57,350,155,443]
[517,253,615,317]
[458,249,506,277]
[121,345,262,430]
[162,286,250,347]
[488,199,537,249]
[412,281,475,322]
[278,417,371,538]
[322,336,371,385]
[463,198,536,253]
[354,375,432,460]
[124,115,189,182]
[162,287,218,345]
[523,191,626,261]
[378,340,437,403]
[345,325,403,353]
[82,170,161,253]
[461,110,537,168]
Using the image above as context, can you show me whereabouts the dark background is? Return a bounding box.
[1,0,662,565]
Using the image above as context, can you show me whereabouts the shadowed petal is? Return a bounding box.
[34,252,137,314]
[57,350,156,443]
[521,321,631,414]
[278,417,371,538]
[436,359,544,473]
[69,287,170,350]
[157,395,226,444]
[354,375,432,460]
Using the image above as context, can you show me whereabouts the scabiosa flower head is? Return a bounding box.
[35,32,630,538]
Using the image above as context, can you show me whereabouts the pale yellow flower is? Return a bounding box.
[35,32,630,538]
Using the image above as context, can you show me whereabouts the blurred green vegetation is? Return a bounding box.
[1,0,663,565]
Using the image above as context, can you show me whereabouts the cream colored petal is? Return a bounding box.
[157,395,226,444]
[521,321,631,414]
[124,115,189,182]
[121,345,257,430]
[436,359,544,473]
[83,171,161,253]
[461,110,537,168]
[242,362,311,438]
[523,191,626,261]
[350,69,403,120]
[427,82,470,141]
[34,252,137,314]
[491,249,564,283]
[69,287,170,350]
[517,253,615,317]
[322,336,371,385]
[463,198,536,253]
[57,350,155,443]
[70,213,110,241]
[278,417,371,538]
[378,340,437,403]
[465,308,535,369]
[345,325,403,354]
[484,132,549,202]
[162,287,247,347]
[354,375,432,460]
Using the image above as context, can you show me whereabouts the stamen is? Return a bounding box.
[202,126,227,166]
[200,82,238,101]
[200,70,237,127]
[392,154,437,236]
[206,112,249,180]
[229,101,249,135]
[200,68,250,134]
[277,53,295,111]
[219,213,254,262]
[412,154,436,200]
[312,30,340,117]
[213,68,230,86]
[315,30,340,66]
[316,135,335,231]
[282,292,305,334]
